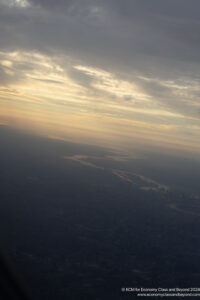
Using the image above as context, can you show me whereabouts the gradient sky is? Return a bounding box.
[1,0,200,154]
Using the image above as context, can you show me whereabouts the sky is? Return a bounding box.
[1,0,200,154]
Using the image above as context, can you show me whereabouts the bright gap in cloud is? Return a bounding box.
[1,0,30,8]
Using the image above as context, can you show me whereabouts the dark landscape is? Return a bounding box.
[1,126,200,299]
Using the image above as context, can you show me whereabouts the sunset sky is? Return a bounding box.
[1,0,200,154]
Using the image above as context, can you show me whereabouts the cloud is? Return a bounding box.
[1,0,200,70]
[64,153,169,191]
[64,155,104,170]
[0,0,199,86]
[112,169,169,192]
[0,0,30,8]
[1,0,200,151]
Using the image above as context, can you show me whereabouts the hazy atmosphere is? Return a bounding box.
[1,1,200,299]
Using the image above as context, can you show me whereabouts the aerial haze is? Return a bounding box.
[1,1,200,299]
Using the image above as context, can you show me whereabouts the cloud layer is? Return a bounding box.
[0,0,200,152]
